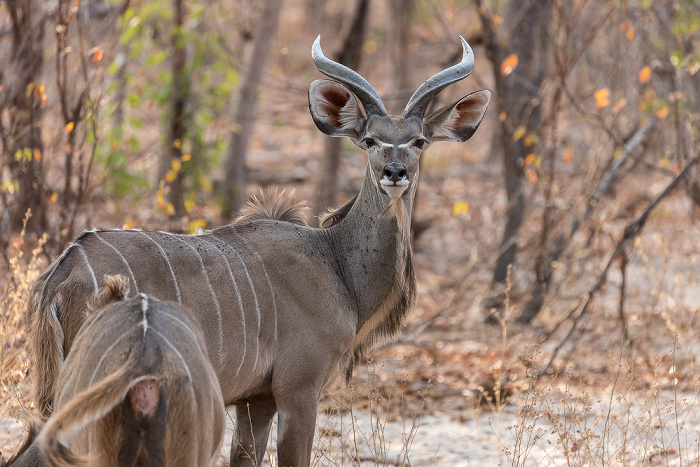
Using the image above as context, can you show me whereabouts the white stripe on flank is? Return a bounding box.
[140,294,149,338]
[89,328,136,386]
[151,328,196,409]
[76,245,99,295]
[138,231,182,303]
[159,310,204,355]
[93,233,140,294]
[73,312,124,386]
[213,234,262,369]
[201,236,247,377]
[41,243,76,295]
[170,236,224,364]
[232,230,278,355]
[49,299,65,361]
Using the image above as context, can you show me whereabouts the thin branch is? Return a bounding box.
[536,157,699,380]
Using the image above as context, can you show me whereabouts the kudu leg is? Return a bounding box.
[230,400,277,467]
[275,395,318,467]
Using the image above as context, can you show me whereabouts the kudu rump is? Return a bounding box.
[8,276,224,467]
[28,36,489,466]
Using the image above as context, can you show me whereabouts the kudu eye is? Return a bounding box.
[361,137,377,148]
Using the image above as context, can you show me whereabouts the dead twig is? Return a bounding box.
[536,157,699,380]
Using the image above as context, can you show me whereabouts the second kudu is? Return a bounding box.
[7,276,224,467]
[27,36,490,466]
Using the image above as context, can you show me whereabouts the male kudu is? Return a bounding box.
[26,36,490,466]
[7,276,224,467]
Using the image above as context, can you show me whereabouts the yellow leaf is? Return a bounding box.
[165,202,175,216]
[498,111,507,122]
[594,88,611,108]
[656,106,669,119]
[50,192,58,203]
[638,66,651,84]
[184,200,195,213]
[181,153,191,162]
[626,27,634,40]
[500,53,519,76]
[524,153,537,166]
[171,159,182,172]
[26,82,35,97]
[512,126,527,142]
[65,122,75,133]
[452,201,469,216]
[165,170,176,183]
[523,133,537,147]
[363,40,377,54]
[173,139,181,149]
[188,219,207,234]
[33,149,41,162]
[40,94,48,108]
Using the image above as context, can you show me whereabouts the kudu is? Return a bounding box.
[27,36,490,466]
[8,276,225,467]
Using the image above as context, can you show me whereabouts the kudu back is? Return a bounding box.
[11,276,225,467]
[27,36,490,466]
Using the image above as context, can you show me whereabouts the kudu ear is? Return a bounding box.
[424,90,491,143]
[308,79,365,141]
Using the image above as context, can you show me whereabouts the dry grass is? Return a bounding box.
[0,214,48,458]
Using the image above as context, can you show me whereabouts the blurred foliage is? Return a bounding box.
[96,0,236,209]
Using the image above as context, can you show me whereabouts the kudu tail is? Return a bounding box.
[27,280,65,420]
[29,274,130,420]
[88,274,130,312]
[37,361,154,467]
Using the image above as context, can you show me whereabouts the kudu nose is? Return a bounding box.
[382,164,407,183]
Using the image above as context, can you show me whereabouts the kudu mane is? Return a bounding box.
[235,187,309,226]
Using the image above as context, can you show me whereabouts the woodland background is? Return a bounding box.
[2,0,700,465]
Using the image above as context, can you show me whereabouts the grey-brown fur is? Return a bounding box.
[17,276,225,467]
[27,36,490,467]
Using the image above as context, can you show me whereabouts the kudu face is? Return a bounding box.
[309,36,491,202]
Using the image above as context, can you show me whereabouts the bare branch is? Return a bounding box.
[536,157,699,380]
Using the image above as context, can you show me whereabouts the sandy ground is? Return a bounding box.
[3,387,700,466]
[213,388,700,466]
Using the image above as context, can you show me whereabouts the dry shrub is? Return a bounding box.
[0,215,48,456]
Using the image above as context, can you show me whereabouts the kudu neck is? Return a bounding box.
[328,164,416,327]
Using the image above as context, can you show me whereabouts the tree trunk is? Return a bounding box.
[477,0,552,320]
[2,0,47,233]
[222,0,283,217]
[314,0,370,218]
[160,0,187,218]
